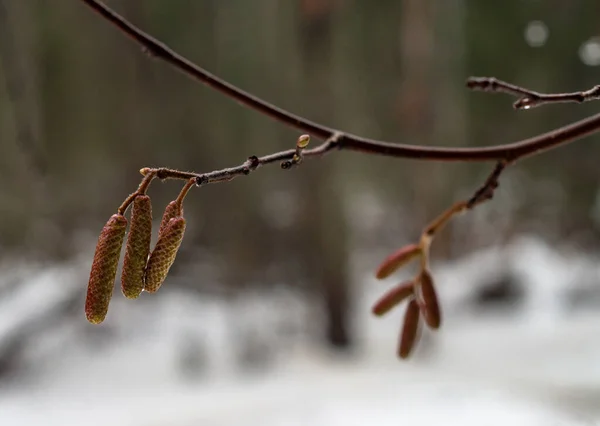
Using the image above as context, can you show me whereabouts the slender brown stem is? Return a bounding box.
[174,178,196,210]
[79,0,600,163]
[137,134,341,189]
[422,160,507,239]
[466,160,507,208]
[467,77,600,110]
[117,170,156,215]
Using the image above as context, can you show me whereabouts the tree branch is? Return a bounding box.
[77,0,600,359]
[467,76,600,110]
[79,0,600,163]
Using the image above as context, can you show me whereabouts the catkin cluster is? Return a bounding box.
[372,243,442,359]
[85,184,189,324]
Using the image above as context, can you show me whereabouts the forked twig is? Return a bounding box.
[79,0,600,163]
[77,0,600,359]
[467,76,600,110]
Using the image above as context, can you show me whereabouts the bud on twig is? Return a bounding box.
[144,216,186,293]
[375,244,421,279]
[121,195,153,299]
[296,134,310,149]
[398,299,420,359]
[372,281,414,316]
[85,214,128,324]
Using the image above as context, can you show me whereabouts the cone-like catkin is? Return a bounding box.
[372,281,414,317]
[144,216,186,293]
[157,201,182,238]
[398,299,420,359]
[85,214,128,324]
[121,195,153,299]
[375,244,421,279]
[419,270,441,330]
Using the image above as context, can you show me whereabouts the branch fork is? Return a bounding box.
[77,0,600,360]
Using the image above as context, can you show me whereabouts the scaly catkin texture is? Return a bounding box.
[85,214,128,324]
[157,201,181,238]
[144,216,186,293]
[121,195,153,299]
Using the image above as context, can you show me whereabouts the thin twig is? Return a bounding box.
[146,134,340,184]
[423,161,507,237]
[121,135,340,213]
[467,77,600,110]
[466,160,507,208]
[117,169,156,215]
[79,0,600,163]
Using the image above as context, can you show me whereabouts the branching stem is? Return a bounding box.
[79,0,600,164]
[467,77,600,110]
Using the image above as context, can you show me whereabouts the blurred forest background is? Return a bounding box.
[1,1,600,424]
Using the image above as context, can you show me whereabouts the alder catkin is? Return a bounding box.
[121,195,153,299]
[375,244,421,279]
[398,299,420,359]
[157,201,181,238]
[144,216,186,293]
[85,214,128,324]
[419,270,441,330]
[372,281,414,317]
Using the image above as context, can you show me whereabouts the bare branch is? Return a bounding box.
[467,77,600,110]
[79,0,600,163]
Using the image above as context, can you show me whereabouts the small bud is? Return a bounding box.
[296,134,310,149]
[85,214,128,324]
[372,281,414,317]
[375,244,421,279]
[419,270,441,330]
[398,299,420,359]
[157,201,182,238]
[139,167,152,176]
[121,195,153,299]
[144,216,186,293]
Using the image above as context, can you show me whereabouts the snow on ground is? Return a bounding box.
[0,235,599,425]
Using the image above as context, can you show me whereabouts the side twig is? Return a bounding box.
[467,77,600,110]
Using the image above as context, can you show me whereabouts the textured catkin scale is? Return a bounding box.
[85,214,128,324]
[375,244,421,280]
[398,299,420,359]
[121,195,153,299]
[144,216,186,293]
[157,201,182,238]
[372,281,414,317]
[419,270,441,330]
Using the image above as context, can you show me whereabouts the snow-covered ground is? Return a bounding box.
[0,235,599,425]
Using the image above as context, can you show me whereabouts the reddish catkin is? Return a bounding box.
[157,201,182,238]
[85,214,128,324]
[375,244,421,280]
[372,281,414,317]
[419,270,441,330]
[398,299,420,359]
[144,216,186,293]
[121,195,153,299]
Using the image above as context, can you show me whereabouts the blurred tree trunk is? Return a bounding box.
[430,0,468,259]
[297,0,352,349]
[0,0,49,253]
[396,0,440,252]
